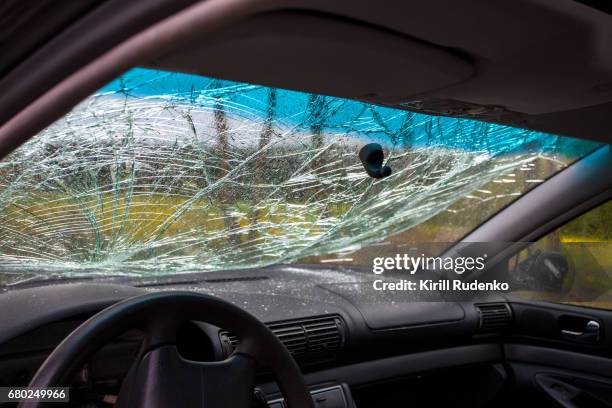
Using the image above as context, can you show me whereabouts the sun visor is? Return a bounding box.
[151,11,474,102]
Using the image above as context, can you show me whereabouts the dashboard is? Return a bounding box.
[0,265,512,407]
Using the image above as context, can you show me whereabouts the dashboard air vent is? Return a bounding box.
[476,303,512,332]
[220,315,345,359]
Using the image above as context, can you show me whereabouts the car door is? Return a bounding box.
[500,200,612,407]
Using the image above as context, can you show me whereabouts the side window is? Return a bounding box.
[509,200,612,309]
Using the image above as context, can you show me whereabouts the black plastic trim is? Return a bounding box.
[505,344,612,379]
[258,343,503,394]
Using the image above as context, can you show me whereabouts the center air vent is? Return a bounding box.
[220,315,345,360]
[476,303,512,332]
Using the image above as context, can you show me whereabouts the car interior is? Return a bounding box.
[0,1,612,407]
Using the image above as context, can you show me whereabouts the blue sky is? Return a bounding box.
[100,68,600,157]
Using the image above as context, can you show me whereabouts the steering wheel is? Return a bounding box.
[20,291,315,408]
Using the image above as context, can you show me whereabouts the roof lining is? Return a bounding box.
[153,9,475,102]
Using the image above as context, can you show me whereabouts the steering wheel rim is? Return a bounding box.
[19,291,314,408]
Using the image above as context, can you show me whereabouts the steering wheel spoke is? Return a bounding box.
[117,345,256,408]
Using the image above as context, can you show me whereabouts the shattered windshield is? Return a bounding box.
[0,68,601,284]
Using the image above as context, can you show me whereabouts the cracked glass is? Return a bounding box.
[0,68,601,284]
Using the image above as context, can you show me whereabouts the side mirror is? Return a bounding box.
[510,250,573,293]
[532,252,572,291]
